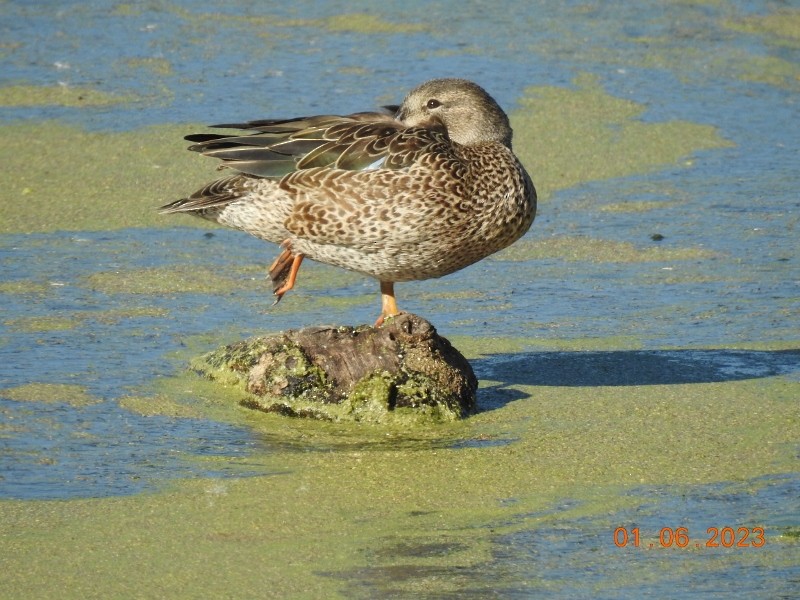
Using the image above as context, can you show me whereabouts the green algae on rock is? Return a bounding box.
[191,313,477,424]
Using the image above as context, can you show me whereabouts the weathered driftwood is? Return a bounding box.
[192,313,477,423]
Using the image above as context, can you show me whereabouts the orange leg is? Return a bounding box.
[272,253,304,303]
[268,241,304,305]
[375,281,399,327]
[268,245,293,278]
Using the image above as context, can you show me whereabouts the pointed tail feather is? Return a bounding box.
[158,175,247,215]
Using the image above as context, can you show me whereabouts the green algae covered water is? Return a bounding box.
[1,1,798,598]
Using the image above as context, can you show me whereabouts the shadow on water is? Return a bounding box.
[472,348,800,410]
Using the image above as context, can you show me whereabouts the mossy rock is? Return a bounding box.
[191,313,477,424]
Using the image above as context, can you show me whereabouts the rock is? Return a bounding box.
[191,313,477,423]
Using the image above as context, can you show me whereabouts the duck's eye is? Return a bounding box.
[426,98,441,109]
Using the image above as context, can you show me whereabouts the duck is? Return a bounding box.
[160,78,536,325]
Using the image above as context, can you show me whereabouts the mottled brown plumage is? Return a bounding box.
[160,78,537,323]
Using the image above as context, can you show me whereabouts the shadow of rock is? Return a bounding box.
[473,348,800,410]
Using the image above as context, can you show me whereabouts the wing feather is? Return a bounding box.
[183,112,419,179]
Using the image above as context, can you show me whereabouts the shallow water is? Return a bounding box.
[1,1,799,598]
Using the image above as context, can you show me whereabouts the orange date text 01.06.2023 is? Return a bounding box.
[613,526,766,549]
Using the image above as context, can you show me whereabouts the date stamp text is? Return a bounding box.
[613,526,765,549]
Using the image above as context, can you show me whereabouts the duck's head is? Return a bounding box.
[395,78,513,148]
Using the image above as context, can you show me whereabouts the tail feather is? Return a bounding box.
[159,174,248,215]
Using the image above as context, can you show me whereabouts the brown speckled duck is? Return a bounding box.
[160,78,536,324]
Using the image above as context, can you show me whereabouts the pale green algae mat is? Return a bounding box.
[1,2,799,598]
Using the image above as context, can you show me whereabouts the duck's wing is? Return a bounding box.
[162,112,454,221]
[280,127,461,250]
[183,111,425,178]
